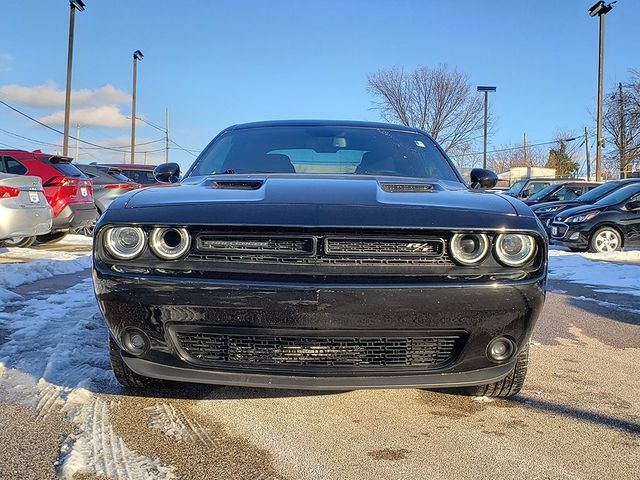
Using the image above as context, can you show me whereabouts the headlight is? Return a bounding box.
[104,226,146,260]
[450,233,490,265]
[565,211,600,223]
[536,205,566,214]
[494,234,537,267]
[149,227,191,260]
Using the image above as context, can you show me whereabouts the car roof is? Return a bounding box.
[96,163,157,170]
[226,120,425,134]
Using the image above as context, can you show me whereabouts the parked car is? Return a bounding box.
[94,120,547,398]
[0,172,52,247]
[0,150,98,244]
[75,164,141,213]
[503,177,585,200]
[74,164,143,235]
[550,181,640,252]
[531,179,640,235]
[523,181,600,206]
[97,163,158,185]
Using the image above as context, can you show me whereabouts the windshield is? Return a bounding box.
[506,179,527,196]
[577,182,620,203]
[527,184,559,202]
[594,183,640,206]
[186,126,461,182]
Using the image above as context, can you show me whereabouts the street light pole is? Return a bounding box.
[62,0,85,157]
[130,50,144,164]
[589,1,615,182]
[477,86,496,169]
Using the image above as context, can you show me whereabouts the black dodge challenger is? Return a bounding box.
[93,120,547,397]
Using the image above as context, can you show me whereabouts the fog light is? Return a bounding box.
[569,232,580,240]
[487,337,516,362]
[122,328,150,356]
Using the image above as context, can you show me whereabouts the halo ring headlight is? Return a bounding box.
[104,226,146,260]
[494,233,537,267]
[150,227,191,260]
[450,233,490,265]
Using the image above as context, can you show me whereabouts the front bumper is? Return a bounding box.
[549,222,590,249]
[52,203,98,232]
[94,264,545,390]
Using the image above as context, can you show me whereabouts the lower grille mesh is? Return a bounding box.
[171,329,462,370]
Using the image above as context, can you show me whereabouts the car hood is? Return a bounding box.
[102,175,540,231]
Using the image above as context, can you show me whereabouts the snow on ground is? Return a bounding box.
[0,255,175,477]
[548,249,640,297]
[0,235,91,303]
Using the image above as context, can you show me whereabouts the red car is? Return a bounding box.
[0,149,98,244]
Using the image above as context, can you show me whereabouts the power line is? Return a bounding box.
[0,99,132,153]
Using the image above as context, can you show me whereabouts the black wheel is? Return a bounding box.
[589,227,622,253]
[75,225,94,237]
[109,336,158,388]
[0,236,36,248]
[457,344,529,398]
[36,232,67,245]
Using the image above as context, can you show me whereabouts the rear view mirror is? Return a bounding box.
[470,168,498,189]
[154,162,180,183]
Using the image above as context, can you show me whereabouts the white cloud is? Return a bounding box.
[38,105,131,129]
[0,53,12,72]
[0,82,129,108]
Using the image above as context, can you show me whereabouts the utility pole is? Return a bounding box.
[477,86,496,169]
[130,50,144,164]
[165,108,170,163]
[589,1,614,181]
[523,133,528,165]
[585,127,591,181]
[75,124,80,161]
[63,1,85,156]
[618,82,626,179]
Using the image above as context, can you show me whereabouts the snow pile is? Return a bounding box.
[548,249,640,297]
[0,254,91,303]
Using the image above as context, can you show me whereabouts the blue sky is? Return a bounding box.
[1,0,638,170]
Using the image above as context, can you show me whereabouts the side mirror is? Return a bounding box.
[154,162,180,183]
[470,168,498,189]
[625,200,640,211]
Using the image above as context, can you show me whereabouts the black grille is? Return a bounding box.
[191,231,453,267]
[551,224,568,238]
[325,237,443,256]
[197,235,315,255]
[170,327,463,371]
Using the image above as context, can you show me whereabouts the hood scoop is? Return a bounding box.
[379,182,434,193]
[211,180,264,190]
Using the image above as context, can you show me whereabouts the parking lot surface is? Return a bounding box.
[0,238,638,479]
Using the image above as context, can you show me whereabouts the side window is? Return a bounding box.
[0,157,5,173]
[4,157,27,175]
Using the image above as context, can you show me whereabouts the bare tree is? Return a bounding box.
[603,72,640,177]
[367,65,485,157]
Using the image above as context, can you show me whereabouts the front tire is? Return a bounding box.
[589,227,622,253]
[458,344,529,398]
[109,336,157,388]
[0,236,36,248]
[36,232,67,245]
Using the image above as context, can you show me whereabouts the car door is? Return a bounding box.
[620,191,640,246]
